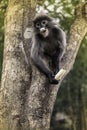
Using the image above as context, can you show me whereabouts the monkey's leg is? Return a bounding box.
[52,53,60,75]
[53,59,59,75]
[36,58,58,84]
[32,56,52,75]
[32,55,58,84]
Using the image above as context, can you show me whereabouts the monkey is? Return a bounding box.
[31,13,66,84]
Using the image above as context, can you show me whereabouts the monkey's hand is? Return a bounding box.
[48,72,59,84]
[53,68,59,75]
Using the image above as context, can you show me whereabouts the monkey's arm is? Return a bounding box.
[52,27,66,75]
[32,55,52,75]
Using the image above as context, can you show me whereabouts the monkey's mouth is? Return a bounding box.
[40,28,49,37]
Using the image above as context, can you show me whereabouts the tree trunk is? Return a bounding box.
[0,1,87,130]
[0,0,36,130]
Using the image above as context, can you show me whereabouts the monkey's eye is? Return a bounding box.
[41,20,48,26]
[36,23,40,28]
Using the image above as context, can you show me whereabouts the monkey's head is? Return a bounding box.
[33,13,54,38]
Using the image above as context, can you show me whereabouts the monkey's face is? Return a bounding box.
[33,19,50,38]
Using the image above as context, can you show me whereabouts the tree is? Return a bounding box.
[0,0,7,80]
[0,1,87,130]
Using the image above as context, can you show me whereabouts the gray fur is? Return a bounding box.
[31,13,66,84]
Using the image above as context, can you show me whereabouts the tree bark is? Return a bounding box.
[0,0,36,130]
[0,1,87,130]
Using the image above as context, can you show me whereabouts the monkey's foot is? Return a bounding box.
[50,79,59,84]
[48,72,59,84]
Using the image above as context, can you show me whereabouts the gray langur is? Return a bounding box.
[31,13,66,84]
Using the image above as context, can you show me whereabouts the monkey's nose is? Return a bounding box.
[40,28,46,33]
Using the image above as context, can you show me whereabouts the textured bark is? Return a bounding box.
[0,0,36,130]
[0,1,87,130]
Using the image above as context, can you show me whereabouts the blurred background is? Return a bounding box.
[0,0,87,130]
